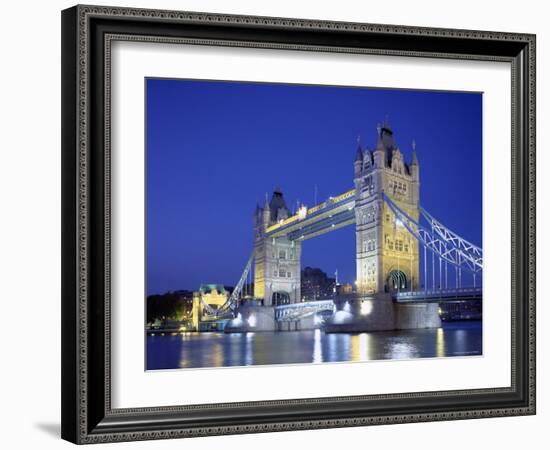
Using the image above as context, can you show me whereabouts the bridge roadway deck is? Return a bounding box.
[392,287,482,303]
[274,299,334,321]
[271,288,481,322]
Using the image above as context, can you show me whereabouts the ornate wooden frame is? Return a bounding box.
[61,4,536,444]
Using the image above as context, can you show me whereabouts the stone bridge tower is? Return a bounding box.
[354,122,420,294]
[254,189,302,305]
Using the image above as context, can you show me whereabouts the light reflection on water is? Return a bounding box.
[312,329,323,364]
[147,321,482,370]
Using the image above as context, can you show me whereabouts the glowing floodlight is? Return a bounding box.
[361,300,373,316]
[247,314,257,327]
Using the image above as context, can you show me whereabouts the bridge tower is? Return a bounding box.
[354,122,420,294]
[254,189,302,306]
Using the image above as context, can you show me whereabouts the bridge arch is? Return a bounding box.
[272,291,291,306]
[387,270,407,291]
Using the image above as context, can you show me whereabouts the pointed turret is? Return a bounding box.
[410,139,419,180]
[363,146,372,171]
[411,139,418,165]
[355,136,363,162]
[254,201,261,226]
[262,192,271,228]
[375,123,384,150]
[354,136,363,177]
[373,123,385,168]
[269,188,290,222]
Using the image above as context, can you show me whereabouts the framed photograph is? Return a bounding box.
[61,4,536,444]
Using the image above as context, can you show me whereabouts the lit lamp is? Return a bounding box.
[361,300,373,316]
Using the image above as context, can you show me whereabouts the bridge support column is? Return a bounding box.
[395,303,441,329]
[224,305,276,333]
[325,293,440,333]
[254,234,301,306]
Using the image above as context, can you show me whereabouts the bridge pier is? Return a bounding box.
[325,293,440,333]
[224,305,276,333]
[224,303,324,333]
[276,315,316,332]
[395,303,441,329]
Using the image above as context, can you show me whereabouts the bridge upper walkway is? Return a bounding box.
[265,189,355,241]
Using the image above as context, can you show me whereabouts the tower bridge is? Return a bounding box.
[209,121,482,333]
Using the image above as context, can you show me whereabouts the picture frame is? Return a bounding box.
[61,4,536,444]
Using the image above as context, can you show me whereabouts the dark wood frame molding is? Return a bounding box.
[61,4,536,444]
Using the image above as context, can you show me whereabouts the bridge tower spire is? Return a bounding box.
[253,188,302,306]
[262,193,271,228]
[354,135,363,177]
[354,122,420,294]
[410,139,419,181]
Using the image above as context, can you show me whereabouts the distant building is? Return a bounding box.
[300,266,336,301]
[192,284,229,330]
[173,290,194,318]
[146,290,194,324]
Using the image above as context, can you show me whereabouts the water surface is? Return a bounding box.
[146,321,482,370]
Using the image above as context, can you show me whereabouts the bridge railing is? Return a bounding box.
[274,299,335,311]
[393,287,482,300]
[274,300,335,321]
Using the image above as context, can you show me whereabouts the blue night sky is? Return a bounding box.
[146,79,482,295]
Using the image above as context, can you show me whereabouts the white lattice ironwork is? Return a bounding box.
[201,253,254,317]
[383,193,483,274]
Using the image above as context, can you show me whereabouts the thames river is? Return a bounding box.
[146,321,482,370]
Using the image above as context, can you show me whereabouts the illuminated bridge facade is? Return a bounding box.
[252,122,483,308]
[208,123,482,331]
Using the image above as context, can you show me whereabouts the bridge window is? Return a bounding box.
[279,269,287,277]
[404,244,409,252]
[386,213,391,223]
[279,250,286,259]
[395,240,403,251]
[287,272,291,278]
